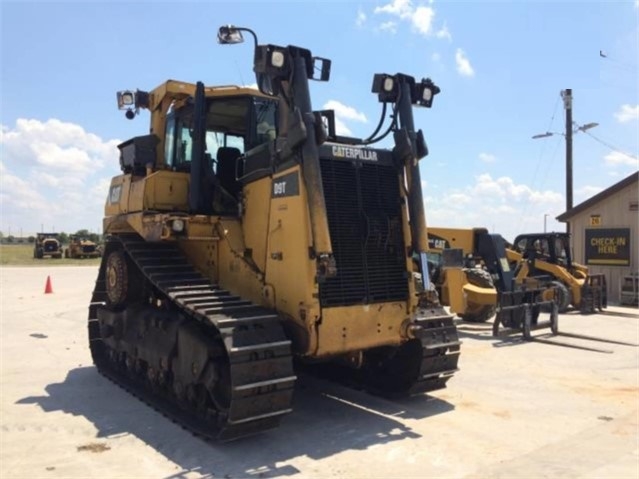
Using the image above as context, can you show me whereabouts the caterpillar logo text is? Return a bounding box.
[427,235,450,250]
[332,145,378,162]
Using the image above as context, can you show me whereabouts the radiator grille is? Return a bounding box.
[319,158,408,307]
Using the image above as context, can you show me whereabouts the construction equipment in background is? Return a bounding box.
[65,235,102,259]
[33,233,62,259]
[427,227,557,336]
[87,25,460,441]
[426,227,523,324]
[425,230,497,323]
[427,227,630,352]
[508,232,607,314]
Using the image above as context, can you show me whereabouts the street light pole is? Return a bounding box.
[544,213,549,233]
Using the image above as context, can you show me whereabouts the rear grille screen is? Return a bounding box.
[319,158,409,307]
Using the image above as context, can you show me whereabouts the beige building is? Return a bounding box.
[557,171,638,304]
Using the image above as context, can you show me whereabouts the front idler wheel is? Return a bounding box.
[106,250,129,308]
[105,249,143,308]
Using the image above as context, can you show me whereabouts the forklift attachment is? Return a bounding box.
[579,274,607,314]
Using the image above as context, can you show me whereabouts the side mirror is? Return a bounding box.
[311,57,331,82]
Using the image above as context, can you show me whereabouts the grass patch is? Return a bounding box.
[0,244,101,266]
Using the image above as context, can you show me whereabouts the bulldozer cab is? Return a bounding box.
[164,96,277,173]
[163,94,277,214]
[110,82,281,223]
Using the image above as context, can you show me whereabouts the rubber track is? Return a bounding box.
[88,234,296,441]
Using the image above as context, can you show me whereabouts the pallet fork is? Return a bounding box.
[580,274,607,314]
[493,279,637,353]
[492,280,557,340]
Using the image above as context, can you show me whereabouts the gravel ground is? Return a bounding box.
[1,266,637,479]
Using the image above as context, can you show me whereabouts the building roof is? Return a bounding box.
[556,170,638,221]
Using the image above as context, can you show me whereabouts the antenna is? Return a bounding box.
[234,59,246,86]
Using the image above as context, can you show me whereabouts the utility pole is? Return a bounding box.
[562,89,573,235]
[533,90,598,237]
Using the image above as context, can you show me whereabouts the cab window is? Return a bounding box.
[163,95,277,175]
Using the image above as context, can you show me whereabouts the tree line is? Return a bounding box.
[0,229,103,245]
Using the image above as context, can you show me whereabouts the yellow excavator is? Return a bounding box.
[88,25,460,441]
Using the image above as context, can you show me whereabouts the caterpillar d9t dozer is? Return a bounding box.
[88,25,460,441]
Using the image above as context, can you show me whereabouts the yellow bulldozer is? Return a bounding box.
[88,25,460,441]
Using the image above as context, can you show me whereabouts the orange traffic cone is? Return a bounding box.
[44,275,53,294]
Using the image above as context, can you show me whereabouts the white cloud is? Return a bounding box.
[320,100,377,137]
[374,0,412,17]
[614,104,639,123]
[356,8,367,26]
[447,193,472,205]
[0,118,121,235]
[243,82,259,90]
[411,5,435,35]
[431,52,441,62]
[455,48,475,77]
[423,173,565,241]
[604,151,639,167]
[1,118,119,173]
[435,22,452,41]
[576,185,604,200]
[333,118,353,136]
[323,100,368,136]
[478,152,496,163]
[323,100,368,123]
[0,168,48,212]
[373,0,438,37]
[378,21,398,34]
[471,174,552,201]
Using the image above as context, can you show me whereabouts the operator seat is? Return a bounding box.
[216,147,242,198]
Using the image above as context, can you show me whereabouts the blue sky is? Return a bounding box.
[1,0,638,240]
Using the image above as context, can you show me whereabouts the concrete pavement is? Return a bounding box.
[1,266,637,478]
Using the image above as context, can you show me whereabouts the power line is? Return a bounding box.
[517,94,561,232]
[581,129,639,161]
[599,50,638,73]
